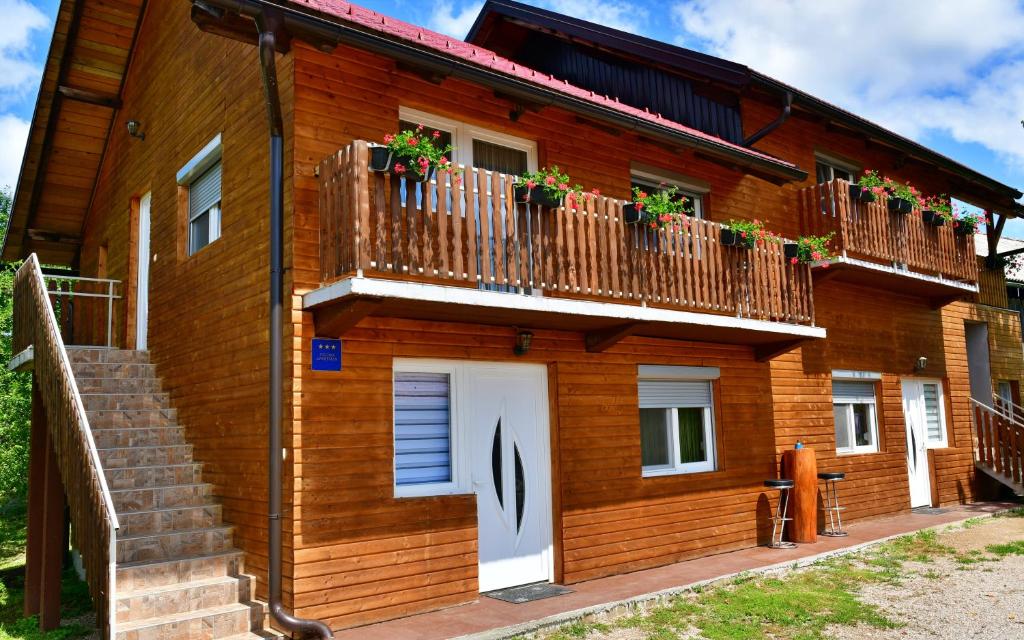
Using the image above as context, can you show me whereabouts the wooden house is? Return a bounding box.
[6,0,1023,637]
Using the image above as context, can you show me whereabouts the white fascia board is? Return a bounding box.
[304,277,827,340]
[7,346,34,372]
[824,257,979,293]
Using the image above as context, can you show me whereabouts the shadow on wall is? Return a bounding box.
[755,493,773,546]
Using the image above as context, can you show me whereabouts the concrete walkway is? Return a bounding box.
[333,502,1018,640]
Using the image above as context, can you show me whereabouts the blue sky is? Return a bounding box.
[2,0,1022,235]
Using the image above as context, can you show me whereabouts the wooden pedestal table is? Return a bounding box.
[781,448,818,543]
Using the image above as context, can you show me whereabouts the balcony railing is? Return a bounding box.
[797,179,978,284]
[319,141,815,326]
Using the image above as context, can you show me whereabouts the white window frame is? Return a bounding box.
[832,370,881,455]
[393,359,470,498]
[631,167,707,219]
[815,152,860,184]
[638,365,719,477]
[399,106,537,174]
[177,134,223,255]
[918,378,948,449]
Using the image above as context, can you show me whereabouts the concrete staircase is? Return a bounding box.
[69,348,280,640]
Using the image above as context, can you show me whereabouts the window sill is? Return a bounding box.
[835,448,881,456]
[393,485,469,499]
[642,466,717,478]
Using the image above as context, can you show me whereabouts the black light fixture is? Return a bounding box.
[514,329,533,355]
[126,120,145,140]
[915,356,928,372]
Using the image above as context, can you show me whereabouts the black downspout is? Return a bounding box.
[743,90,793,147]
[256,10,334,640]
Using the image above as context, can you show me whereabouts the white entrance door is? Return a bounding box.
[468,363,552,592]
[136,193,151,350]
[901,379,946,508]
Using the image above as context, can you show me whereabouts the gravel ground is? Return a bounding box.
[829,516,1024,640]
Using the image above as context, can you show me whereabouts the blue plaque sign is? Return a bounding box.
[311,338,342,371]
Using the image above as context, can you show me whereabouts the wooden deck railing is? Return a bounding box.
[44,275,121,347]
[319,141,815,325]
[797,179,978,283]
[14,255,119,638]
[972,398,1024,493]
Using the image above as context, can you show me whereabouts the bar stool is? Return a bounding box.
[818,472,848,537]
[764,479,796,548]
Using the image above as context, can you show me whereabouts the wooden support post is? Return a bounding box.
[584,322,643,353]
[312,297,383,337]
[23,381,46,617]
[39,423,66,631]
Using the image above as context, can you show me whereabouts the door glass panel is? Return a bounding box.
[676,408,706,464]
[472,139,528,175]
[922,384,942,442]
[514,443,525,533]
[491,419,503,508]
[640,408,670,467]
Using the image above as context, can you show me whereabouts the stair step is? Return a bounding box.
[117,525,234,564]
[975,462,1024,496]
[87,408,177,429]
[80,392,170,411]
[117,504,223,537]
[116,549,244,591]
[68,348,150,364]
[106,463,201,490]
[76,376,162,394]
[99,444,193,468]
[94,426,186,449]
[116,575,250,624]
[111,483,211,513]
[114,601,257,640]
[72,361,157,380]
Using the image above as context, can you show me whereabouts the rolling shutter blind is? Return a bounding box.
[639,380,712,408]
[189,162,221,220]
[923,383,942,441]
[394,372,452,486]
[833,380,876,405]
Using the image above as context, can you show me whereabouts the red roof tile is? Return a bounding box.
[286,0,800,172]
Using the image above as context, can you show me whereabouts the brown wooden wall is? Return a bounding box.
[978,261,1011,309]
[76,1,298,605]
[770,281,977,518]
[290,316,778,628]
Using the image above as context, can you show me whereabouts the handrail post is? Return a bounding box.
[106,280,114,348]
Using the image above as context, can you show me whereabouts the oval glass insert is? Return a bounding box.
[491,419,503,508]
[514,443,525,532]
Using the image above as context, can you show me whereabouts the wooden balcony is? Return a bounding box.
[798,179,978,300]
[310,141,824,355]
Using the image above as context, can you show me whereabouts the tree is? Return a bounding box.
[0,185,32,500]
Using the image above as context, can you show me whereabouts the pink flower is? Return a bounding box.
[635,202,644,210]
[822,263,830,269]
[545,175,556,185]
[741,231,747,238]
[811,251,822,260]
[432,130,441,139]
[526,180,536,189]
[393,163,406,174]
[790,257,798,265]
[591,188,601,196]
[383,134,395,144]
[638,191,648,199]
[439,156,448,165]
[416,123,424,131]
[558,183,569,191]
[407,138,418,146]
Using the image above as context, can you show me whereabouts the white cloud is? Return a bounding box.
[542,0,647,34]
[0,114,30,190]
[672,0,1024,171]
[0,0,48,97]
[428,1,485,39]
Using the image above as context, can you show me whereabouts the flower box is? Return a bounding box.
[398,166,434,183]
[513,184,563,208]
[623,203,642,225]
[859,190,877,203]
[783,243,799,260]
[849,184,876,202]
[369,147,394,172]
[922,210,946,227]
[720,228,751,248]
[953,224,974,236]
[888,197,913,214]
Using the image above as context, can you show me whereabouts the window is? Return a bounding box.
[832,372,880,454]
[638,365,718,476]
[815,153,859,185]
[177,135,222,255]
[631,168,706,219]
[398,107,536,174]
[393,365,462,497]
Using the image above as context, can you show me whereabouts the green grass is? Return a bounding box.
[0,500,95,640]
[985,540,1024,557]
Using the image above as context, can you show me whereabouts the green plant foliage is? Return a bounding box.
[381,125,457,180]
[630,184,694,230]
[0,186,31,501]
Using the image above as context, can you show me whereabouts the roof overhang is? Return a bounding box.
[192,0,806,185]
[1,0,147,265]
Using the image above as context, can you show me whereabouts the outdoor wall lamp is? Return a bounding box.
[514,329,533,355]
[915,356,928,372]
[126,120,145,140]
